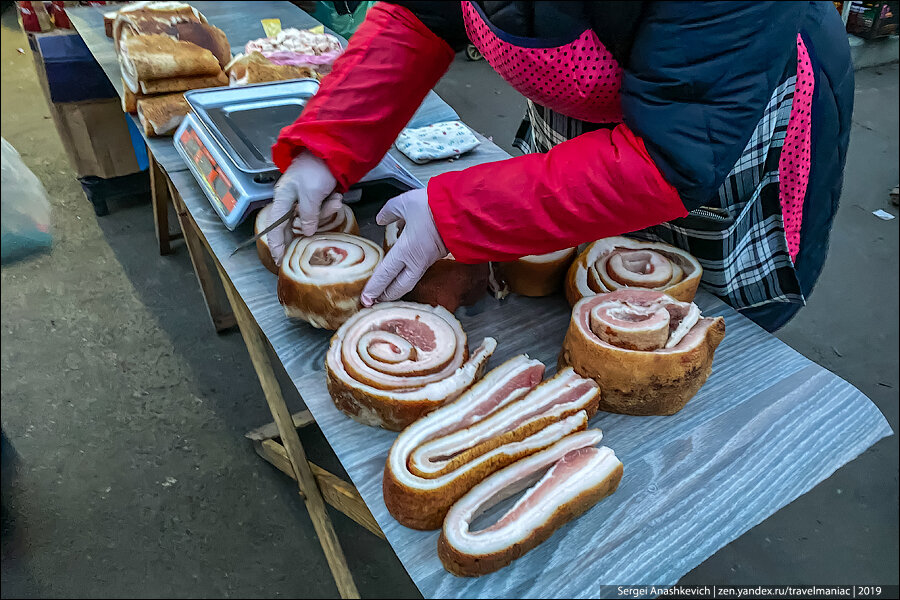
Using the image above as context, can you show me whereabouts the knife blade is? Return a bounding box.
[229,208,293,257]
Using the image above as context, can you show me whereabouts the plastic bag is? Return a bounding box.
[1,137,52,264]
[311,1,376,39]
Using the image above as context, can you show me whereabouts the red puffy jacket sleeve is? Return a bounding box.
[272,3,455,191]
[273,2,687,264]
[427,125,688,263]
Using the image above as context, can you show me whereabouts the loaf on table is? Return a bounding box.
[495,248,576,297]
[118,33,222,94]
[136,93,191,136]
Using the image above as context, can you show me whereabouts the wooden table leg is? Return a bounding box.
[167,180,236,333]
[215,262,360,599]
[246,413,386,541]
[149,152,174,255]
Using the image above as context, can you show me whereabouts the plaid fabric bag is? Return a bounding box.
[514,74,804,311]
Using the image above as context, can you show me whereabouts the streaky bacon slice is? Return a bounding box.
[438,429,622,577]
[383,360,600,530]
[326,302,496,431]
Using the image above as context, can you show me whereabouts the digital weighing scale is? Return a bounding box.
[174,79,422,230]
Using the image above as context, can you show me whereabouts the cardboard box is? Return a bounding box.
[48,99,142,179]
[28,31,141,179]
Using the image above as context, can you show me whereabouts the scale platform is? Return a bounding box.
[174,79,421,230]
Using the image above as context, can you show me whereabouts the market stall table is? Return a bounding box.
[66,2,892,599]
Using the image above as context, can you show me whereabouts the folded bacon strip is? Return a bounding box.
[560,289,725,415]
[277,233,381,329]
[566,237,702,305]
[326,302,497,430]
[383,359,600,529]
[255,203,359,274]
[439,429,622,576]
[384,221,488,312]
[495,248,576,298]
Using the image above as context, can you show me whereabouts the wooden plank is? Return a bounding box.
[215,261,360,599]
[254,439,385,540]
[149,152,173,255]
[168,180,236,334]
[245,410,317,441]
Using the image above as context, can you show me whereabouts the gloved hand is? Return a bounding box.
[267,151,340,267]
[361,187,448,306]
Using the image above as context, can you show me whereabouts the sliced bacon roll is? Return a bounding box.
[383,359,600,530]
[566,236,702,305]
[255,203,359,274]
[277,233,381,330]
[560,289,725,416]
[326,301,497,430]
[439,429,622,577]
[384,221,488,312]
[495,248,576,298]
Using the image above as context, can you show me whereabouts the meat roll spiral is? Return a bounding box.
[566,237,702,305]
[326,301,497,430]
[277,233,381,330]
[560,289,725,415]
[255,203,359,274]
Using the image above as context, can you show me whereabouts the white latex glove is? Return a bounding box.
[268,151,340,266]
[361,188,448,306]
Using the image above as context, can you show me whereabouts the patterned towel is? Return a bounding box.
[395,121,481,164]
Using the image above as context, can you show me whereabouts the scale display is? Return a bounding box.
[174,80,425,231]
[179,126,237,216]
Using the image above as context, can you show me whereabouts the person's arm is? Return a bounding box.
[272,2,464,190]
[427,124,687,263]
[426,1,808,264]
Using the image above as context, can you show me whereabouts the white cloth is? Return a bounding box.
[395,121,480,164]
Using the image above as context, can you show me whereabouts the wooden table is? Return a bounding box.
[68,3,892,598]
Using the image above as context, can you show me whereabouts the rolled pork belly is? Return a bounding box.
[255,203,359,275]
[566,236,702,305]
[560,288,725,415]
[438,429,622,577]
[326,302,497,430]
[119,33,222,93]
[276,233,381,329]
[136,92,191,136]
[495,248,576,297]
[384,221,488,312]
[383,359,600,530]
[112,1,206,50]
[138,71,227,94]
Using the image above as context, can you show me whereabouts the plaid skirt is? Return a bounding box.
[514,77,805,312]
